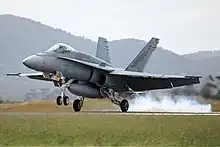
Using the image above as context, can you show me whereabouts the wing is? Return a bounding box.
[110,70,201,91]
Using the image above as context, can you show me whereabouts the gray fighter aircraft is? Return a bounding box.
[7,37,201,112]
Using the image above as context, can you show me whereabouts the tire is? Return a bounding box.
[56,96,62,106]
[63,96,69,106]
[73,99,81,112]
[120,99,129,112]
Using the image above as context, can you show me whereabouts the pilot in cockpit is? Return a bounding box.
[46,43,75,53]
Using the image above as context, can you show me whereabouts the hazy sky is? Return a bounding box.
[0,0,220,54]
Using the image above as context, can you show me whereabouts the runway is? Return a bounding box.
[1,111,220,116]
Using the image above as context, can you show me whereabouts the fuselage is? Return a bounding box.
[23,43,112,78]
[22,43,121,98]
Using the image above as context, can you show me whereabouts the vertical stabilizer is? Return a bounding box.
[96,37,111,64]
[125,37,159,72]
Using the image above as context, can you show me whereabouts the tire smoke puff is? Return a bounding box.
[128,92,212,112]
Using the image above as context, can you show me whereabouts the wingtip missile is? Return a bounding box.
[6,73,21,76]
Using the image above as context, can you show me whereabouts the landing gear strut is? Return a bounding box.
[55,79,73,107]
[73,97,84,112]
[55,86,70,106]
[100,88,129,112]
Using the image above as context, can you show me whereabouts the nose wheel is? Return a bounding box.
[56,95,70,106]
[56,96,62,106]
[63,96,70,106]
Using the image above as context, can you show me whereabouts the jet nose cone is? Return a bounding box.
[22,57,30,67]
[23,55,43,70]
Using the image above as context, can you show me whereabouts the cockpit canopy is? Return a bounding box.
[46,43,76,53]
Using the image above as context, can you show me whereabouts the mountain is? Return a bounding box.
[183,50,220,61]
[1,14,220,100]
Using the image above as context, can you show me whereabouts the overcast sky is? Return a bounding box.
[0,0,220,54]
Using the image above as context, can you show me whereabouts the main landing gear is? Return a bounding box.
[120,99,129,112]
[111,97,129,112]
[100,88,129,112]
[72,97,84,112]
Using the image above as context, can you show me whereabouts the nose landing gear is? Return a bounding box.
[55,79,73,107]
[56,93,70,106]
[55,78,85,112]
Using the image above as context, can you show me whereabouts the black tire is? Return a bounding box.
[120,99,129,112]
[63,96,69,106]
[56,96,62,106]
[73,99,81,112]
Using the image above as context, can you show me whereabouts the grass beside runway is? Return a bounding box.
[1,114,220,146]
[209,100,220,111]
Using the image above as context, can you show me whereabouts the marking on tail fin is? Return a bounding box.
[96,37,111,64]
[125,37,159,72]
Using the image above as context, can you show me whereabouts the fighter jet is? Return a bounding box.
[7,37,201,112]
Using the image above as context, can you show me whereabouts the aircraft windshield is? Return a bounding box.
[46,43,76,53]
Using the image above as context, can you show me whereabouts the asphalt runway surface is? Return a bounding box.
[1,111,220,116]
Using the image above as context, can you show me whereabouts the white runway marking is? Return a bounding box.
[1,111,220,116]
